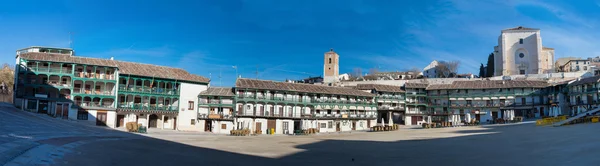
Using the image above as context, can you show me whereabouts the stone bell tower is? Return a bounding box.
[323,48,339,85]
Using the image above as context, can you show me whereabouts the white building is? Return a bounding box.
[234,78,377,135]
[422,60,440,78]
[493,26,554,76]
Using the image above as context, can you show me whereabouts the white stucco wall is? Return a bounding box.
[177,82,208,131]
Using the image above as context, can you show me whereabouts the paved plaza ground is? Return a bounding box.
[1,103,600,166]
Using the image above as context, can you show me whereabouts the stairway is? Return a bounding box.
[553,107,600,126]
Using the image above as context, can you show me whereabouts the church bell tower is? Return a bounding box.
[323,48,339,85]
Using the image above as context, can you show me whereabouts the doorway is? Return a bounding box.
[96,112,107,126]
[352,121,356,130]
[56,103,63,118]
[336,122,341,132]
[149,114,158,128]
[267,120,276,132]
[38,100,48,114]
[117,115,125,128]
[205,120,213,132]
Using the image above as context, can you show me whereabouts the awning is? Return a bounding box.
[449,98,457,100]
[473,97,482,100]
[499,97,506,99]
[507,96,515,99]
[482,97,491,100]
[457,98,465,100]
[490,97,498,100]
[465,98,473,100]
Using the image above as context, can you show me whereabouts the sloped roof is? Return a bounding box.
[426,80,549,90]
[199,87,235,96]
[355,84,404,93]
[19,52,209,83]
[20,52,118,67]
[569,76,600,86]
[235,78,375,97]
[405,83,428,89]
[542,47,555,50]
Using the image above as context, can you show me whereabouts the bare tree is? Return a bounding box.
[350,67,363,78]
[407,67,421,79]
[435,61,460,78]
[368,68,379,75]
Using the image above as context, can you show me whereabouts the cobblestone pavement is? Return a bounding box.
[0,103,137,165]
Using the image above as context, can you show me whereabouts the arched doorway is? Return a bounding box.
[149,114,158,128]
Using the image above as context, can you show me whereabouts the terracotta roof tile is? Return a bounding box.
[569,76,600,86]
[20,52,118,67]
[355,84,404,93]
[426,80,549,90]
[236,78,375,97]
[405,83,428,89]
[199,87,235,96]
[19,52,209,83]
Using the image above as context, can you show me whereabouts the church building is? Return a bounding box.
[492,26,554,76]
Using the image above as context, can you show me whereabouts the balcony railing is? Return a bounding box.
[236,95,375,105]
[118,85,179,96]
[118,103,178,111]
[72,89,115,96]
[75,72,116,80]
[76,101,115,108]
[28,67,73,74]
[199,99,234,105]
[198,113,234,119]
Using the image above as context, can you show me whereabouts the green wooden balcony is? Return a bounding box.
[118,85,179,96]
[27,67,73,75]
[118,103,179,112]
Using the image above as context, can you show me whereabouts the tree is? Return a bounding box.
[486,53,494,77]
[0,63,14,95]
[435,60,460,78]
[407,67,421,79]
[368,68,379,75]
[479,63,485,78]
[350,67,363,78]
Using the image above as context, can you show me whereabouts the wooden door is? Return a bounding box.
[367,120,371,128]
[173,117,177,129]
[62,104,69,119]
[96,112,107,126]
[255,122,262,133]
[267,120,276,131]
[205,120,212,132]
[411,116,418,125]
[55,104,62,118]
[352,121,356,130]
[336,122,340,131]
[117,115,125,127]
[149,114,158,128]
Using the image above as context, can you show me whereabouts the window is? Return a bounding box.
[328,58,332,64]
[584,66,588,70]
[519,53,525,58]
[221,124,227,129]
[188,101,194,110]
[519,38,523,44]
[519,70,525,74]
[328,121,333,129]
[320,123,327,128]
[191,119,196,125]
[77,110,88,120]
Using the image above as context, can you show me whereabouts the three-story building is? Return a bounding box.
[234,78,377,134]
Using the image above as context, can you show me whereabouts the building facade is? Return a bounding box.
[234,78,377,134]
[355,84,405,125]
[14,46,210,130]
[493,26,554,76]
[562,59,592,73]
[197,87,236,134]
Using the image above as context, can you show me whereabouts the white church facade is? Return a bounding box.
[492,26,554,76]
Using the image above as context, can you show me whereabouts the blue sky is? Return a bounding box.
[1,0,600,86]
